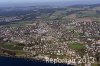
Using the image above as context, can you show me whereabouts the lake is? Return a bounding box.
[0,56,74,66]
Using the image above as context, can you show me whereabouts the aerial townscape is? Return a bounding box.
[0,3,100,66]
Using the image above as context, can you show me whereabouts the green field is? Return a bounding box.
[68,42,86,57]
[0,41,26,56]
[68,42,86,50]
[1,41,24,50]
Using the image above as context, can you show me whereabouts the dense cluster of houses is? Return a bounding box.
[0,18,100,65]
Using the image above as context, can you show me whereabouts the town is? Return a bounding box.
[0,18,99,66]
[0,4,100,66]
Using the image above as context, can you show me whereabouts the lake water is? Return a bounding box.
[0,56,74,66]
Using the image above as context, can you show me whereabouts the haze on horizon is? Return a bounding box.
[0,0,85,3]
[0,0,100,7]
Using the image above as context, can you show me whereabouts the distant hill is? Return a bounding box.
[0,0,100,7]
